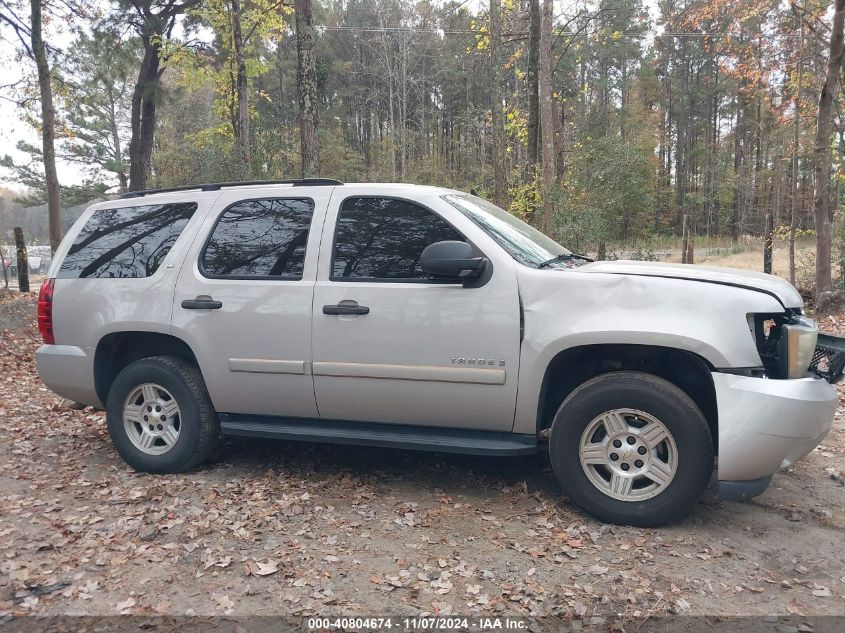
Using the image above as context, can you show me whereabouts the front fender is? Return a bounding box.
[512,269,784,433]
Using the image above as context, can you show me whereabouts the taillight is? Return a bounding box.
[37,278,55,344]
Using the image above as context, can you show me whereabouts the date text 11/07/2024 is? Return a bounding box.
[306,617,529,630]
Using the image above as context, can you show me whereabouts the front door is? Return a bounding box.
[311,192,521,431]
[172,188,331,418]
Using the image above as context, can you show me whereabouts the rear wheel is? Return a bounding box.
[106,356,219,473]
[549,371,713,527]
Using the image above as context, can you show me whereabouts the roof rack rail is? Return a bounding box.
[119,178,344,199]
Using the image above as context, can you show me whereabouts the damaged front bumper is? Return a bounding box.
[714,371,837,500]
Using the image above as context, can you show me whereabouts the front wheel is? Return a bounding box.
[549,371,714,527]
[106,356,219,474]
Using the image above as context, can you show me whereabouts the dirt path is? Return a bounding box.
[1,291,844,627]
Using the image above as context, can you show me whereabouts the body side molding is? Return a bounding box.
[228,359,309,374]
[311,361,506,385]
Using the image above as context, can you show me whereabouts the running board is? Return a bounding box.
[219,414,537,456]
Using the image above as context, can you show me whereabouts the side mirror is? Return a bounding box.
[420,240,488,282]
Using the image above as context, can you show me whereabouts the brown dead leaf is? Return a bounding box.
[116,597,136,612]
[214,594,235,610]
[153,599,172,613]
[246,559,279,577]
[787,599,805,615]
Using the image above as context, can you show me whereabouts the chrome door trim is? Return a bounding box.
[228,359,309,374]
[312,361,506,385]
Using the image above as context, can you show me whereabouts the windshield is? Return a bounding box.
[442,194,570,268]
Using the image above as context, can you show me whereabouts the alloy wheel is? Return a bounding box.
[122,383,181,455]
[578,408,678,501]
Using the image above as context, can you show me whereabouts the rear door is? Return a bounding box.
[172,186,332,418]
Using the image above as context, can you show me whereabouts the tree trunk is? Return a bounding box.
[490,0,507,208]
[789,15,804,285]
[108,93,128,192]
[295,0,320,178]
[400,34,408,180]
[814,0,845,297]
[128,38,162,192]
[539,0,555,234]
[732,104,744,239]
[764,213,773,274]
[657,49,669,234]
[123,1,199,192]
[232,0,251,176]
[30,0,61,252]
[526,0,540,171]
[388,65,396,179]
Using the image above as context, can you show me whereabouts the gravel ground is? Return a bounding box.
[1,291,844,629]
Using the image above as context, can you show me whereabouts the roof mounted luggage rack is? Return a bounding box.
[119,178,344,199]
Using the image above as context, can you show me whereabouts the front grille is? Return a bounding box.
[810,334,845,384]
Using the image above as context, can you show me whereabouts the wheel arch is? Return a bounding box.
[536,343,718,454]
[94,331,200,405]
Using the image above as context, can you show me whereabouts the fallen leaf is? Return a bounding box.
[153,599,172,613]
[787,600,805,615]
[215,594,235,610]
[116,597,136,612]
[247,560,279,577]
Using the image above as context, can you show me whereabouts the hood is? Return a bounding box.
[579,260,803,309]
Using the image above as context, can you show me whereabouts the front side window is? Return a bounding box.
[59,202,197,279]
[202,198,314,279]
[331,197,464,280]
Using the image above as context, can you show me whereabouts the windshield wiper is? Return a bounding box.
[537,253,594,269]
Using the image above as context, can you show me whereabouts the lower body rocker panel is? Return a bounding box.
[219,414,538,456]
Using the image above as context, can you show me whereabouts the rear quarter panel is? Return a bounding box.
[49,192,220,348]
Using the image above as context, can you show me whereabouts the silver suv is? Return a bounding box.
[35,179,843,526]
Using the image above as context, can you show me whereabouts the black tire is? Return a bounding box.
[106,355,219,474]
[549,371,713,527]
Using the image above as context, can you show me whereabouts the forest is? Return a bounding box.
[2,0,845,295]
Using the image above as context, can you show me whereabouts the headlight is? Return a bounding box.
[777,317,818,379]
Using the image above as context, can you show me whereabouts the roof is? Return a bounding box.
[119,178,344,199]
[117,179,466,201]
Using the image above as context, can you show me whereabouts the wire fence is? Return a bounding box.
[1,245,51,290]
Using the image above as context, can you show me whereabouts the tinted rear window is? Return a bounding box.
[201,198,314,279]
[58,203,197,279]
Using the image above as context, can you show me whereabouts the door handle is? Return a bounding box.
[323,299,370,316]
[181,295,223,310]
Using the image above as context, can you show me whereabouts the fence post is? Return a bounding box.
[686,223,695,264]
[2,245,8,288]
[13,227,29,293]
[763,213,773,275]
